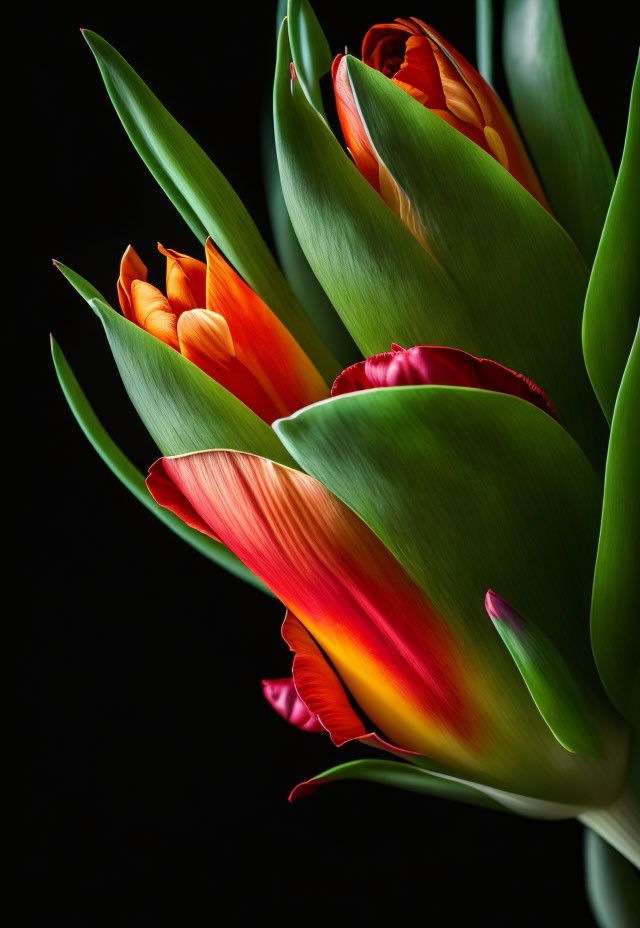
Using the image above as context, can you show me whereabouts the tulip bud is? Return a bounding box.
[116,239,328,423]
[333,17,549,212]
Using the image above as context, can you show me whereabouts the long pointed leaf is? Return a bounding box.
[290,758,503,809]
[287,0,331,116]
[82,29,339,383]
[486,592,601,755]
[590,326,640,722]
[503,0,614,263]
[51,338,270,594]
[583,56,640,423]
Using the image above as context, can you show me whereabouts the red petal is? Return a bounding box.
[261,676,325,733]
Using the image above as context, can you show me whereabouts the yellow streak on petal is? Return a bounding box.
[484,126,510,171]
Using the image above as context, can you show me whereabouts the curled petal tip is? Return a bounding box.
[51,258,60,268]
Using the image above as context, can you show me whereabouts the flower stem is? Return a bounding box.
[579,787,640,869]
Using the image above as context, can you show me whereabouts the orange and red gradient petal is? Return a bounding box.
[157,243,207,314]
[332,55,381,190]
[147,450,478,768]
[204,239,329,417]
[176,309,283,423]
[129,280,179,349]
[281,612,423,761]
[117,245,148,320]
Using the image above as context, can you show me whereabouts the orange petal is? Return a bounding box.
[332,54,381,191]
[204,239,329,419]
[394,35,446,106]
[429,39,484,129]
[176,308,282,422]
[147,450,477,769]
[411,18,549,209]
[130,279,179,349]
[117,245,147,321]
[157,243,207,315]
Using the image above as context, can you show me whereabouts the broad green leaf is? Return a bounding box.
[275,387,628,803]
[590,326,640,722]
[475,0,494,85]
[486,592,600,755]
[291,758,503,809]
[263,115,357,369]
[503,0,614,263]
[584,829,640,928]
[51,337,271,594]
[273,25,465,367]
[82,30,339,383]
[583,57,640,424]
[287,0,331,116]
[345,56,605,468]
[55,261,297,467]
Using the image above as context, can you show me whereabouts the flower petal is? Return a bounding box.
[204,238,329,417]
[147,450,476,769]
[157,243,207,314]
[117,245,147,320]
[261,676,325,733]
[411,17,549,208]
[332,54,381,190]
[130,279,179,348]
[176,308,283,423]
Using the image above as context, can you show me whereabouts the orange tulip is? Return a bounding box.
[333,17,548,210]
[117,239,329,423]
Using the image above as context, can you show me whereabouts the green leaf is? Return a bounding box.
[344,56,605,468]
[584,829,640,927]
[287,0,331,116]
[486,591,600,755]
[475,0,494,85]
[583,56,640,424]
[275,387,626,803]
[262,109,357,367]
[503,0,614,263]
[590,326,640,722]
[55,261,297,467]
[291,758,503,809]
[51,337,271,595]
[274,25,465,366]
[82,29,339,383]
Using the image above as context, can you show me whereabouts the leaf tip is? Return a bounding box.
[485,590,524,635]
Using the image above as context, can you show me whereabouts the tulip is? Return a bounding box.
[333,17,549,216]
[147,347,631,819]
[331,343,559,419]
[117,238,329,423]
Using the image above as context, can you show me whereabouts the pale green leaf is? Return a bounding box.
[503,0,614,263]
[583,56,640,423]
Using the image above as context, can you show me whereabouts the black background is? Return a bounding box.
[23,2,636,925]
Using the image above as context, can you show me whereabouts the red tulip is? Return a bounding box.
[117,239,328,423]
[331,344,559,419]
[333,17,549,210]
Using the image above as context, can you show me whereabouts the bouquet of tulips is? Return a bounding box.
[52,1,638,921]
